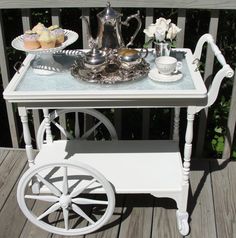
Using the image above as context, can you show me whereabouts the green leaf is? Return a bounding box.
[214,127,222,133]
[143,38,154,48]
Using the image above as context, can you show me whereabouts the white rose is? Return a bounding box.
[143,24,157,38]
[155,17,171,32]
[154,27,166,42]
[166,23,181,40]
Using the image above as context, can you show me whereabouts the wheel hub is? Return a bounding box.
[59,195,71,208]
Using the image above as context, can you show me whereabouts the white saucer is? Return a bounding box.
[148,68,183,82]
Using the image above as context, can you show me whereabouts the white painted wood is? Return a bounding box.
[183,111,194,185]
[173,107,180,141]
[42,109,53,145]
[0,0,235,9]
[34,140,184,196]
[2,35,230,236]
[17,161,116,236]
[37,109,118,149]
[3,49,207,107]
[176,210,189,235]
[193,34,234,113]
[223,69,236,159]
[18,107,35,166]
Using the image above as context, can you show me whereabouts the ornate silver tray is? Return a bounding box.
[71,56,150,84]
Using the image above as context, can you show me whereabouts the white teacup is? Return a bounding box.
[155,56,182,75]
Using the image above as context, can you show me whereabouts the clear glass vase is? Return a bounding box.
[154,42,171,58]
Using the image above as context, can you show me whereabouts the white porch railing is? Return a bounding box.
[0,1,236,159]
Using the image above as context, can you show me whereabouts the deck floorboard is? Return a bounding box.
[0,148,235,238]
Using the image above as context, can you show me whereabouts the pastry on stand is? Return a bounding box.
[12,24,78,75]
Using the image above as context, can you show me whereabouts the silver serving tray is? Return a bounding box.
[71,56,150,84]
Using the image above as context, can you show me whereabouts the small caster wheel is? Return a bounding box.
[176,210,189,236]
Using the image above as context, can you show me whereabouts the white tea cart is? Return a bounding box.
[3,34,233,236]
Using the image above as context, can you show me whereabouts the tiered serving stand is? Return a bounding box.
[11,29,78,75]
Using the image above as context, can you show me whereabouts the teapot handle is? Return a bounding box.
[138,48,149,58]
[122,11,142,48]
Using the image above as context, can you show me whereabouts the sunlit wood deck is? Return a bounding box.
[0,148,235,238]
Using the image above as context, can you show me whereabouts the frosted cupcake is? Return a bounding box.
[48,25,65,45]
[32,22,46,35]
[38,30,56,49]
[23,30,40,50]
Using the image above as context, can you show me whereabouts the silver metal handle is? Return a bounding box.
[122,11,142,48]
[139,48,149,58]
[13,61,24,74]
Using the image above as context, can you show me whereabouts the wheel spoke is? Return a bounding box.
[36,174,62,197]
[71,204,95,225]
[72,197,108,205]
[70,178,97,198]
[37,202,61,220]
[51,120,74,140]
[81,121,102,139]
[63,207,69,230]
[25,195,59,203]
[62,166,68,195]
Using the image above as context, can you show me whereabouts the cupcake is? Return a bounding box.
[48,25,65,45]
[38,30,56,49]
[32,22,46,35]
[23,30,40,50]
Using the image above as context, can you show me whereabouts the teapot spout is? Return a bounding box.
[81,16,97,48]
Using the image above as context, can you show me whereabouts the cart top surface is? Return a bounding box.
[3,48,207,107]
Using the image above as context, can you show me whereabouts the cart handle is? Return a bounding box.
[192,34,234,113]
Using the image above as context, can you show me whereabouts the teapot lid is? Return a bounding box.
[84,47,106,65]
[97,2,122,20]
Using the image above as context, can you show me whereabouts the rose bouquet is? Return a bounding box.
[143,17,181,48]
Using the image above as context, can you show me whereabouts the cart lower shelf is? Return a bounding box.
[35,140,184,196]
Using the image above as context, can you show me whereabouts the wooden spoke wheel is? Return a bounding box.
[17,161,115,236]
[37,109,118,149]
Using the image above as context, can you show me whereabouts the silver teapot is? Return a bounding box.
[80,46,107,72]
[81,2,142,49]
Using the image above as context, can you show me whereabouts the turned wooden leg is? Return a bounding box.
[176,109,195,236]
[173,107,180,142]
[43,108,53,144]
[18,107,34,167]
